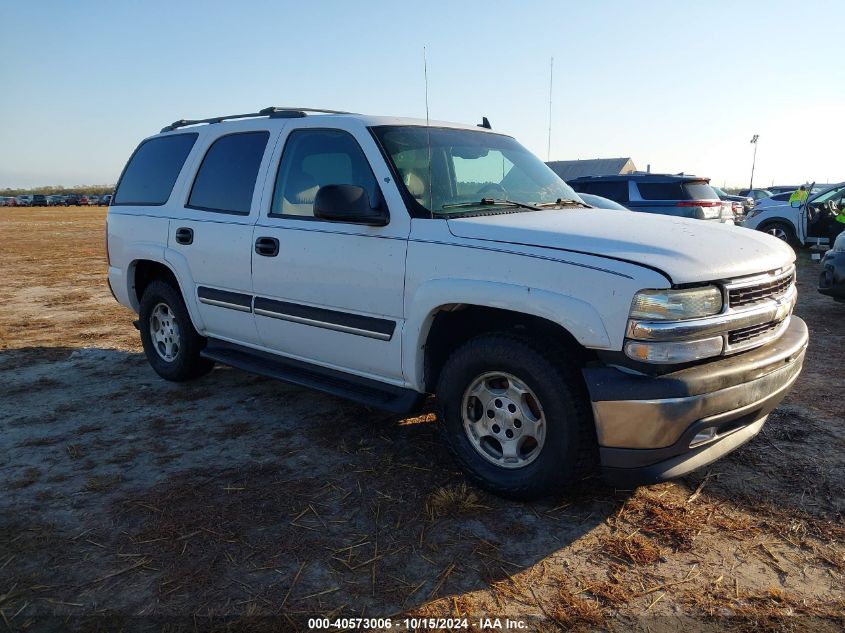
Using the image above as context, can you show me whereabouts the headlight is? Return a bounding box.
[629,286,723,321]
[625,337,724,364]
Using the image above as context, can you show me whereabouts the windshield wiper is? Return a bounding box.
[535,198,592,209]
[441,198,541,212]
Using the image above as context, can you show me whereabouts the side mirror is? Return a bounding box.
[790,200,802,208]
[314,185,388,226]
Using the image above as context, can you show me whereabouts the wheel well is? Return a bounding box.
[131,260,178,307]
[423,305,591,392]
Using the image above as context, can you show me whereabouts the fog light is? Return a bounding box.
[690,427,717,447]
[624,336,724,364]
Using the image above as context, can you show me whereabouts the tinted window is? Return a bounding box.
[113,134,197,205]
[636,182,687,200]
[590,181,629,203]
[772,192,792,201]
[188,132,269,214]
[637,181,717,200]
[270,129,378,217]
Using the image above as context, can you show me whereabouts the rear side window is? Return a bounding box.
[772,192,792,201]
[591,181,628,203]
[188,131,270,214]
[570,181,628,203]
[113,134,197,205]
[636,182,687,200]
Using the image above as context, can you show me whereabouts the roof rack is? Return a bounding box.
[160,106,356,133]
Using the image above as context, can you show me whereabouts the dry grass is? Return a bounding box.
[614,487,707,550]
[597,531,662,566]
[425,483,486,520]
[548,585,605,629]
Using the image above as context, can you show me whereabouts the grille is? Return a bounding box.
[728,271,794,308]
[728,321,780,346]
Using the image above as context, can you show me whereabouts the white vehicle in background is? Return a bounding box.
[742,182,845,247]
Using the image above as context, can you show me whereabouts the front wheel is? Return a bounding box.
[760,221,797,247]
[436,333,596,499]
[138,280,214,382]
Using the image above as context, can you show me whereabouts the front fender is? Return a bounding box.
[402,278,612,390]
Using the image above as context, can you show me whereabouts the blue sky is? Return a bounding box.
[1,0,842,188]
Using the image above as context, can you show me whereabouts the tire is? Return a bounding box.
[138,279,214,382]
[760,221,797,248]
[435,332,596,500]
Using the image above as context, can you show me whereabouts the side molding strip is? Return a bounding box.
[197,286,253,313]
[196,287,396,341]
[253,297,395,341]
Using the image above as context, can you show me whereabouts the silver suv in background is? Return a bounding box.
[568,173,733,223]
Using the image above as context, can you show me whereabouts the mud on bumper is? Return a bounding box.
[582,317,808,487]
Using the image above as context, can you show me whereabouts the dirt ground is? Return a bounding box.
[1,207,843,632]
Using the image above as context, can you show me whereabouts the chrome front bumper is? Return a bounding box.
[582,316,808,486]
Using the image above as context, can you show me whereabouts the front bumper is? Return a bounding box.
[582,317,808,487]
[818,249,845,300]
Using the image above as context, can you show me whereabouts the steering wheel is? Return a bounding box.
[477,183,508,197]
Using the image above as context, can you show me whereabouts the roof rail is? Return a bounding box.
[160,106,356,133]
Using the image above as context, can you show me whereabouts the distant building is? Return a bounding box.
[546,157,637,182]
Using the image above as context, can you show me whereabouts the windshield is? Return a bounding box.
[811,183,845,204]
[372,126,582,216]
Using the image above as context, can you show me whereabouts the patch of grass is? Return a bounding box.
[425,483,486,521]
[582,577,630,607]
[680,584,845,630]
[598,532,662,566]
[615,488,706,550]
[548,585,605,629]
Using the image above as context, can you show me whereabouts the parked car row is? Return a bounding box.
[1,193,112,206]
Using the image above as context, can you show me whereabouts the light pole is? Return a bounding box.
[749,134,759,190]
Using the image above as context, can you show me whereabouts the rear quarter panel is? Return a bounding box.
[106,211,171,312]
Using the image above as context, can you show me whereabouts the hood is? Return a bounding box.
[447,209,795,284]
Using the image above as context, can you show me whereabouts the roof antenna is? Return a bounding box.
[547,56,553,161]
[423,46,433,217]
[478,117,491,129]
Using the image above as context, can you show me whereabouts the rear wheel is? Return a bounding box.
[436,333,596,499]
[138,280,214,382]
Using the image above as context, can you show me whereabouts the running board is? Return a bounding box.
[201,339,421,414]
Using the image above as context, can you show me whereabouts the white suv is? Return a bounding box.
[107,107,808,498]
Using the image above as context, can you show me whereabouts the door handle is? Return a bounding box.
[255,236,280,257]
[175,227,193,245]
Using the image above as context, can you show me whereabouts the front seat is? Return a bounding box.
[281,170,320,216]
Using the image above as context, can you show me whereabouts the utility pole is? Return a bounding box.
[547,57,553,162]
[749,134,759,190]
